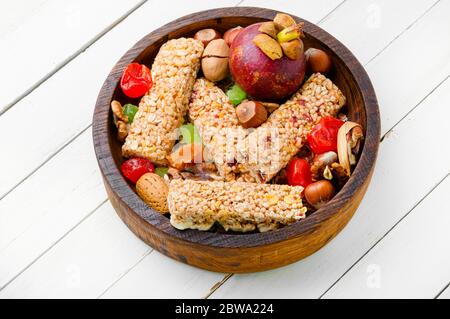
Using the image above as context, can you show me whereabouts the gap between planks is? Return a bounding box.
[364,0,441,67]
[205,0,446,296]
[206,81,450,298]
[316,0,347,25]
[436,281,450,299]
[0,0,444,297]
[318,172,450,299]
[97,246,154,299]
[0,198,108,291]
[0,0,149,117]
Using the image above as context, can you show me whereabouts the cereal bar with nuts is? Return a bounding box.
[168,179,307,232]
[238,73,346,182]
[122,38,204,165]
[188,78,249,181]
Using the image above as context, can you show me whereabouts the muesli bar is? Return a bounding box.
[188,78,249,181]
[168,179,307,232]
[122,38,204,165]
[238,73,346,182]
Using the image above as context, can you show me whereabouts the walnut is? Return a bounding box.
[111,100,129,141]
[331,162,349,189]
[111,100,128,123]
[117,121,128,142]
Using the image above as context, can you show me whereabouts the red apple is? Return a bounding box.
[229,23,306,101]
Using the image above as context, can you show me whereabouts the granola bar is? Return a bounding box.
[168,179,307,232]
[122,38,204,165]
[188,78,249,181]
[238,73,346,182]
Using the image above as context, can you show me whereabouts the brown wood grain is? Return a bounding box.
[92,7,380,273]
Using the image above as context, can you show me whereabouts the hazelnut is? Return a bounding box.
[280,39,304,60]
[223,26,242,47]
[304,180,335,209]
[194,28,221,47]
[305,48,332,73]
[273,13,296,30]
[202,39,230,82]
[258,22,278,39]
[252,34,283,60]
[136,173,169,213]
[167,143,204,170]
[236,101,267,128]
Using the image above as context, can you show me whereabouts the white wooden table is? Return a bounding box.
[0,0,449,299]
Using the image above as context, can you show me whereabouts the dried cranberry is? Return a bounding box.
[121,158,155,183]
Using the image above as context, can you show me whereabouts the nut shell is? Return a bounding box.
[136,173,169,213]
[202,39,229,58]
[337,121,364,176]
[201,57,229,82]
[194,28,221,47]
[202,39,230,82]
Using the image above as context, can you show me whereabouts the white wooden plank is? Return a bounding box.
[319,0,437,65]
[439,285,450,299]
[0,0,240,294]
[240,0,343,24]
[0,0,442,300]
[0,0,239,199]
[0,0,48,38]
[210,72,450,298]
[365,0,450,135]
[0,128,106,289]
[0,201,150,298]
[0,0,144,113]
[323,175,450,299]
[100,249,223,299]
[0,0,341,297]
[0,127,223,298]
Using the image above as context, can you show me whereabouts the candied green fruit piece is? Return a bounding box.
[226,84,247,106]
[155,167,169,177]
[179,123,201,144]
[122,104,138,123]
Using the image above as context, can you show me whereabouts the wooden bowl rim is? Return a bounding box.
[93,7,380,249]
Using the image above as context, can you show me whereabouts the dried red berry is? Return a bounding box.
[121,158,155,183]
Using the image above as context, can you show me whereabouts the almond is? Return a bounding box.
[136,173,169,213]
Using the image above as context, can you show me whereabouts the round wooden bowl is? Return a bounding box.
[93,7,380,273]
